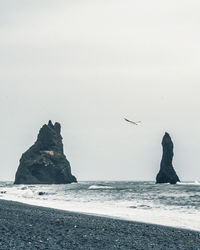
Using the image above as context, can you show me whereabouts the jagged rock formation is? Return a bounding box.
[14,121,77,184]
[156,132,180,184]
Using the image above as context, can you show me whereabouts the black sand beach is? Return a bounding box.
[0,200,199,250]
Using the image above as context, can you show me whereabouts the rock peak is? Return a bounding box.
[164,132,170,137]
[14,121,77,184]
[48,120,54,128]
[156,132,180,184]
[36,121,63,154]
[162,132,171,143]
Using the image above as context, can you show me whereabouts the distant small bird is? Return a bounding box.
[124,118,141,125]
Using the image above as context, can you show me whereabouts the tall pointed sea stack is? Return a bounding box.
[156,132,180,184]
[14,121,77,184]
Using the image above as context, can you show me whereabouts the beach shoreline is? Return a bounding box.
[0,199,200,249]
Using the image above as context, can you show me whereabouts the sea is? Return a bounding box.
[0,181,200,232]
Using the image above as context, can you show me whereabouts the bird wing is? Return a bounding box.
[124,118,138,125]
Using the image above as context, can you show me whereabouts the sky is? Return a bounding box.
[1,0,200,181]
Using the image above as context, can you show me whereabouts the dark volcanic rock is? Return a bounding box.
[14,121,77,184]
[38,192,46,196]
[156,132,180,184]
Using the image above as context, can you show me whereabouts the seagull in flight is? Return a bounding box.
[124,118,141,125]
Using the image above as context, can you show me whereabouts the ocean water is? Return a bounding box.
[0,181,200,231]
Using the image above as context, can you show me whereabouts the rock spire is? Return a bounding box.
[156,132,180,184]
[14,120,77,184]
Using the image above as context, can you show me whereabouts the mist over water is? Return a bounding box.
[0,181,200,231]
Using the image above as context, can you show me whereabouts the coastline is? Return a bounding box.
[0,199,200,249]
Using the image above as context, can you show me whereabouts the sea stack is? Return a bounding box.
[156,132,180,184]
[14,120,77,184]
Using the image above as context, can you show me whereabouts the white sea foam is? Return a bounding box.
[88,185,113,189]
[177,180,200,186]
[0,181,200,232]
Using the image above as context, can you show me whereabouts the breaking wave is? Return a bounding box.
[0,181,200,231]
[88,185,113,189]
[177,180,200,186]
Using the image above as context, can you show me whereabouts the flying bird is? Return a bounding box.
[124,118,141,125]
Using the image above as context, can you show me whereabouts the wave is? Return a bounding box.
[177,181,200,186]
[0,181,200,231]
[88,185,113,190]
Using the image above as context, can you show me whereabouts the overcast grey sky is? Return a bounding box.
[1,0,200,181]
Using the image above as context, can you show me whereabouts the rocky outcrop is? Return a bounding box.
[156,132,180,184]
[14,121,77,184]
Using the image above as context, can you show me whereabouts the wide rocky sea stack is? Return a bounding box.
[14,121,77,184]
[156,132,180,184]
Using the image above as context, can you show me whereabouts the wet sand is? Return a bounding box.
[0,199,199,249]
